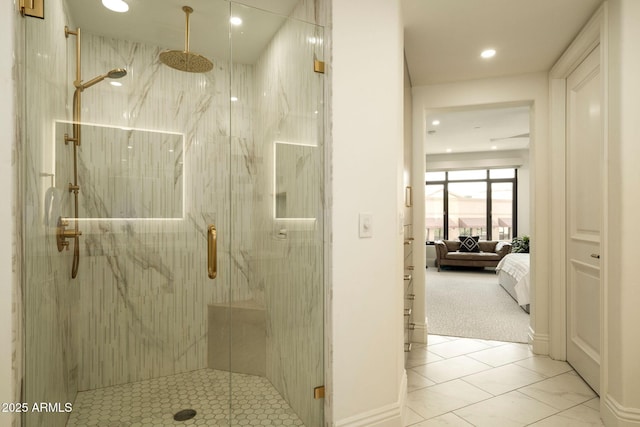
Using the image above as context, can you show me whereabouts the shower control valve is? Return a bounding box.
[56,217,82,252]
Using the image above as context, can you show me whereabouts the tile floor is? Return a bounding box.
[67,369,304,426]
[404,335,604,427]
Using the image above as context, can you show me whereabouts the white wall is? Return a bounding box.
[412,72,550,354]
[0,1,15,426]
[331,0,406,425]
[603,0,640,424]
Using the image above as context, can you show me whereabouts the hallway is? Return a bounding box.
[405,335,603,426]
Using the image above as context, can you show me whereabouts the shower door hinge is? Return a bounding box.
[313,385,325,399]
[314,60,325,74]
[20,0,44,19]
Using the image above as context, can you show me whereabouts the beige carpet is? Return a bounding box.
[426,267,530,343]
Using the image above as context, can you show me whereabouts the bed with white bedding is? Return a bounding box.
[495,253,530,313]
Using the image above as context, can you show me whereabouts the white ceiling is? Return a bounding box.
[425,105,530,155]
[65,0,604,156]
[402,0,603,155]
[402,0,603,86]
[65,0,300,65]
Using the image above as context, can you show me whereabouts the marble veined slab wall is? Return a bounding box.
[250,5,325,426]
[71,32,257,390]
[22,1,325,426]
[22,1,79,426]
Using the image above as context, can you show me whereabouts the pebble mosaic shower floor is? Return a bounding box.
[66,369,305,426]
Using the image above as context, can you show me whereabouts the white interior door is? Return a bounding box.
[566,45,602,394]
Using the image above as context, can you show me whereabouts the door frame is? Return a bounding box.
[548,0,608,395]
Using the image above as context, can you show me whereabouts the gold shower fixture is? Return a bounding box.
[60,26,127,279]
[159,6,214,73]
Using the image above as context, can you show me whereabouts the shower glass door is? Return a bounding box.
[21,1,323,426]
[228,4,324,426]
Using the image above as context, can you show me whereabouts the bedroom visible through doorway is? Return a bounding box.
[424,104,531,344]
[425,267,529,343]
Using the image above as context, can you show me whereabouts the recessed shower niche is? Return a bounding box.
[21,1,325,426]
[274,141,318,220]
[54,121,185,219]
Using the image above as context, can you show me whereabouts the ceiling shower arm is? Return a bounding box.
[184,6,192,53]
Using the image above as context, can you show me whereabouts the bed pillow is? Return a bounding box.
[459,235,480,252]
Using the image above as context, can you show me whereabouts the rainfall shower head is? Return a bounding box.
[77,68,127,90]
[159,6,213,73]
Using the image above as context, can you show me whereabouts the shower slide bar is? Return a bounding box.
[56,26,127,279]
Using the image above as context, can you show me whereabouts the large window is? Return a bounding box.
[425,168,517,242]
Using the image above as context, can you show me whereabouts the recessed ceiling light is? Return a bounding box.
[102,0,129,13]
[431,120,440,126]
[446,148,452,153]
[481,49,496,59]
[491,146,498,150]
[110,81,122,87]
[230,96,238,102]
[230,16,242,26]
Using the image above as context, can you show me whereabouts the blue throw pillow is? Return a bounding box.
[459,235,480,252]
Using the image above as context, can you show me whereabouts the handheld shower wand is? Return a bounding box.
[58,26,127,279]
[76,68,127,91]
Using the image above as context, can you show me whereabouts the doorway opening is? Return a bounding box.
[424,104,532,344]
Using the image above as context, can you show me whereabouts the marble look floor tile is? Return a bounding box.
[515,355,573,378]
[411,355,492,384]
[474,338,514,348]
[404,406,425,426]
[583,397,600,411]
[428,339,492,359]
[409,412,474,426]
[407,369,436,392]
[406,347,445,368]
[453,390,558,427]
[462,363,547,395]
[467,342,533,367]
[528,403,604,426]
[406,379,492,420]
[427,335,454,345]
[518,371,597,410]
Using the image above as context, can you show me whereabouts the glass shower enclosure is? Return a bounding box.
[21,0,324,425]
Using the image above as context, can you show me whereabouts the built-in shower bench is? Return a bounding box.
[207,300,266,376]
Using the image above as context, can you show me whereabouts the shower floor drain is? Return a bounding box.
[173,409,197,421]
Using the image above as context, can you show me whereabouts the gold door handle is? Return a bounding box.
[208,225,217,279]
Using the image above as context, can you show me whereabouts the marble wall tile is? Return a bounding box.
[13,5,25,427]
[21,2,325,427]
[22,1,80,426]
[251,7,325,426]
[72,32,252,390]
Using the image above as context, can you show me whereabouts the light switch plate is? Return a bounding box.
[359,213,373,238]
